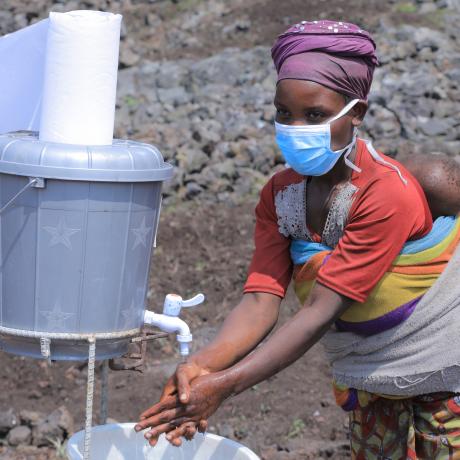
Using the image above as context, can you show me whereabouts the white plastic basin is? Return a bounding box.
[67,423,260,460]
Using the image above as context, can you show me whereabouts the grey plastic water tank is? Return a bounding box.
[0,131,173,360]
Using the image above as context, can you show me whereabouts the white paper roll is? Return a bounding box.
[39,10,122,145]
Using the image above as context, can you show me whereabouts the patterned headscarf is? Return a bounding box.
[271,20,378,100]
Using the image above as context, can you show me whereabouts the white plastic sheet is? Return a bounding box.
[39,11,122,145]
[0,19,49,134]
[0,10,122,146]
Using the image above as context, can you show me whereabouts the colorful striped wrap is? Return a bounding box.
[291,216,460,410]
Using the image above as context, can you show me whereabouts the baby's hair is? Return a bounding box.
[401,154,460,217]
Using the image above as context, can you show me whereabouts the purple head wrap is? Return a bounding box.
[271,20,378,100]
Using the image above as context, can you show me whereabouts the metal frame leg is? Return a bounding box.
[100,359,109,425]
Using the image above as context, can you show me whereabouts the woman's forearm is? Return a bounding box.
[190,292,281,373]
[219,284,351,396]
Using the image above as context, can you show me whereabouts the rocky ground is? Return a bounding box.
[0,0,460,458]
[1,0,460,205]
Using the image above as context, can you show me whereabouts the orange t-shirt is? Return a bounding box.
[243,139,433,303]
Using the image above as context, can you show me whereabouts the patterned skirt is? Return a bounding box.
[349,392,460,459]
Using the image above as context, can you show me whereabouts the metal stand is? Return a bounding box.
[100,359,109,425]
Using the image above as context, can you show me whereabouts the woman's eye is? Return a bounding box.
[276,108,290,117]
[305,111,325,122]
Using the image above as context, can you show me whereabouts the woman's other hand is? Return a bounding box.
[159,359,210,405]
[135,372,231,446]
[135,359,209,446]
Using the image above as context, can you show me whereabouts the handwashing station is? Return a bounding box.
[0,10,259,460]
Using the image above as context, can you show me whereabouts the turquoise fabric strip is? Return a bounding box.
[400,215,457,254]
[290,240,331,265]
[290,216,457,266]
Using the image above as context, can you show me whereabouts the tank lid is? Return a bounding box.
[0,131,174,182]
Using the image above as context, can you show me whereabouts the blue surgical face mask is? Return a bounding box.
[275,98,361,176]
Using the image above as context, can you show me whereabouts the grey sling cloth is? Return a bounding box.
[321,244,460,396]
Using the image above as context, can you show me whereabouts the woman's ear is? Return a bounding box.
[351,101,368,127]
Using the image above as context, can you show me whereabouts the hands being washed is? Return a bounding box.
[135,361,231,447]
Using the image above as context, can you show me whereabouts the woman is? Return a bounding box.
[135,20,460,458]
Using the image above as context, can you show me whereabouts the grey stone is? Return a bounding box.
[179,11,206,30]
[190,49,246,87]
[19,410,42,427]
[117,68,139,101]
[136,62,161,95]
[418,47,435,61]
[0,409,18,436]
[244,139,279,174]
[192,119,223,145]
[364,105,402,139]
[129,104,152,130]
[157,87,190,106]
[234,168,268,197]
[235,19,252,31]
[13,13,28,29]
[120,40,141,68]
[401,72,439,97]
[413,27,447,52]
[394,41,417,60]
[447,69,460,84]
[443,141,460,157]
[161,167,184,197]
[199,166,233,194]
[155,61,189,90]
[419,119,451,136]
[32,406,74,447]
[419,3,437,13]
[0,11,15,35]
[211,160,238,181]
[446,0,460,11]
[436,0,449,7]
[222,19,252,34]
[178,148,209,174]
[217,423,234,439]
[185,182,204,199]
[7,426,32,447]
[239,85,268,107]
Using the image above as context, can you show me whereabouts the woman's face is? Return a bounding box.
[274,79,367,151]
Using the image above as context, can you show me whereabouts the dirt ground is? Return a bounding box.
[0,200,350,459]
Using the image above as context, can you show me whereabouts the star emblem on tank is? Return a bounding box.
[43,217,80,250]
[120,300,141,328]
[40,301,75,331]
[131,216,152,250]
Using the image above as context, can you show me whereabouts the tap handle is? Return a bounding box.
[182,293,205,308]
[163,293,205,316]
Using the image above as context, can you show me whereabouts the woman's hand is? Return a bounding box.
[135,372,231,446]
[136,359,210,447]
[158,359,210,405]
